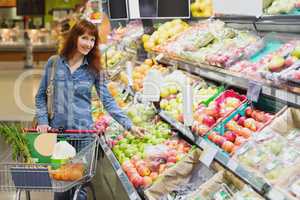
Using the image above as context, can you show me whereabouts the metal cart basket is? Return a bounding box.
[0,129,99,200]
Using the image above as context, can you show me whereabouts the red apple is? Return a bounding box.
[167,156,177,163]
[238,116,246,126]
[208,132,217,141]
[215,135,226,147]
[224,131,237,143]
[131,174,143,188]
[245,107,252,117]
[233,114,240,121]
[203,115,216,127]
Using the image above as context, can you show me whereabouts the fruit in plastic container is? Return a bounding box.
[292,46,300,59]
[244,118,257,131]
[224,131,237,143]
[222,141,234,153]
[268,55,285,72]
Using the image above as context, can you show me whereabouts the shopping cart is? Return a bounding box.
[0,128,99,200]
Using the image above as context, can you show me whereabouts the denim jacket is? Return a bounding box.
[35,55,132,130]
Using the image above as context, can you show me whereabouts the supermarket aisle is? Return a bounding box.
[0,65,43,122]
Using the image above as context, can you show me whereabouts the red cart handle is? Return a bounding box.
[23,128,97,134]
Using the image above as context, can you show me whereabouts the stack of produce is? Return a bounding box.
[142,19,190,52]
[207,106,274,154]
[101,46,127,69]
[191,0,213,17]
[192,90,246,136]
[120,59,169,92]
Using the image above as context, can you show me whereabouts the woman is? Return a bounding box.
[35,19,145,199]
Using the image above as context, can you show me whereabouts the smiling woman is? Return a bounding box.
[34,19,146,200]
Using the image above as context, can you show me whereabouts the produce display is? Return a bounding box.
[235,108,300,185]
[230,40,300,81]
[264,0,300,15]
[106,103,192,188]
[155,20,262,68]
[191,0,213,17]
[142,19,190,52]
[192,90,246,136]
[207,105,275,154]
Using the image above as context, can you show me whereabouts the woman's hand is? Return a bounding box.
[130,126,147,138]
[37,125,51,133]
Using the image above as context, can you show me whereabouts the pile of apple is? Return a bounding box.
[192,95,243,136]
[207,106,274,154]
[126,103,157,127]
[191,0,213,17]
[120,59,169,92]
[230,41,300,78]
[120,138,191,188]
[142,19,190,52]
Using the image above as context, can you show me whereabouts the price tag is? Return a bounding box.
[142,70,163,102]
[262,86,271,95]
[199,144,218,167]
[267,189,285,200]
[116,168,123,176]
[183,78,193,126]
[276,89,287,102]
[129,192,139,200]
[213,0,263,17]
[199,139,207,149]
[125,62,133,86]
[247,80,262,103]
[227,159,238,171]
[155,53,164,61]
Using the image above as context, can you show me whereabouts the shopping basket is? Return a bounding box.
[0,128,99,200]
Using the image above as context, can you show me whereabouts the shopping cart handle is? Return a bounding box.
[22,128,97,134]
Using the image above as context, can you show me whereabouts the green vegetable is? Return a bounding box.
[0,123,31,162]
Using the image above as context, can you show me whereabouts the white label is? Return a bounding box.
[262,86,272,95]
[126,61,133,86]
[117,168,122,176]
[213,0,263,17]
[142,70,162,102]
[183,79,193,126]
[227,159,238,171]
[276,89,287,101]
[128,0,141,19]
[200,144,218,167]
[267,189,285,200]
[200,139,207,148]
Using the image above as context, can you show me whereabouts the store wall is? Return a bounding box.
[45,0,82,24]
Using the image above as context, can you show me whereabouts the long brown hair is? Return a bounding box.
[60,19,101,73]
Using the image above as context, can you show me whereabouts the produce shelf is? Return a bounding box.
[99,137,142,200]
[158,110,271,196]
[150,53,300,108]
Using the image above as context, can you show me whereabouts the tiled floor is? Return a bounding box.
[0,62,115,200]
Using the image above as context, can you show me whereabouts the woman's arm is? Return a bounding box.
[95,73,132,130]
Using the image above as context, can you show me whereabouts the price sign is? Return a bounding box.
[247,80,262,103]
[227,159,238,171]
[200,144,218,167]
[213,0,262,17]
[142,70,163,102]
[183,78,193,126]
[267,189,285,200]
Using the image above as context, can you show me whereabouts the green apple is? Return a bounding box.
[291,46,300,59]
[132,116,142,125]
